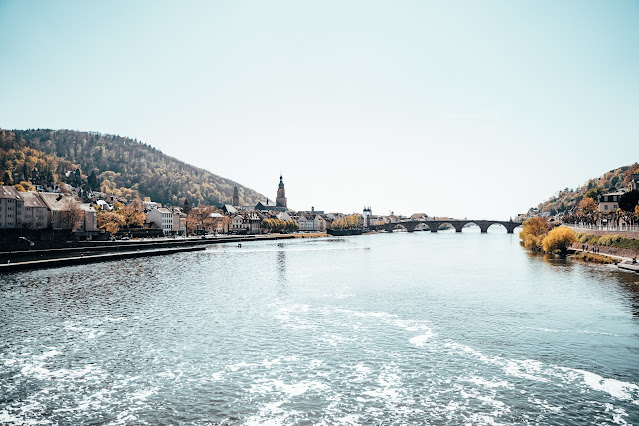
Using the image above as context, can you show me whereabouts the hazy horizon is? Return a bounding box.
[1,1,637,219]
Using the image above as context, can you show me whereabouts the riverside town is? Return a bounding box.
[2,2,639,424]
[1,159,639,272]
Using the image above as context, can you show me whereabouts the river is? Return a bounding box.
[1,229,638,424]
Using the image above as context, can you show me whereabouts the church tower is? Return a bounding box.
[232,186,239,207]
[276,174,287,208]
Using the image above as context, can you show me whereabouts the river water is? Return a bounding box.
[1,229,639,424]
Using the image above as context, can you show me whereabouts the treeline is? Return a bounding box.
[537,163,639,215]
[0,130,80,188]
[330,214,362,230]
[1,128,264,207]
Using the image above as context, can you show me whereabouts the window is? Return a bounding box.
[604,205,608,211]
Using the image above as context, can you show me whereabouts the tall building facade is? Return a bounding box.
[276,175,287,208]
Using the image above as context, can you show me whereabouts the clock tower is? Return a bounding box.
[276,174,287,209]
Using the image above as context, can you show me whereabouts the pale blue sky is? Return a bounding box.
[1,1,637,219]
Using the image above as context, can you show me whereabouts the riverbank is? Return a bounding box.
[570,231,639,261]
[568,247,639,274]
[0,234,297,272]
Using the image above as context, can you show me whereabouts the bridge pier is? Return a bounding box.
[429,221,440,232]
[504,223,519,234]
[405,223,417,233]
[477,222,491,233]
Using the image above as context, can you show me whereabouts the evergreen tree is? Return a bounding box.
[88,170,99,191]
[2,171,13,186]
[183,198,192,214]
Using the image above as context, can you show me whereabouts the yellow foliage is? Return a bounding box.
[542,226,577,253]
[523,234,542,251]
[578,197,598,215]
[330,214,362,230]
[97,210,126,234]
[519,217,552,251]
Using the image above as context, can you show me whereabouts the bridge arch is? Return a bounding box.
[486,223,508,233]
[435,222,459,232]
[414,223,431,232]
[391,223,409,232]
[461,222,481,232]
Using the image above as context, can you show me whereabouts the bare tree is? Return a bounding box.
[60,199,84,231]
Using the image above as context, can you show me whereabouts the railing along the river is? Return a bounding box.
[566,223,639,232]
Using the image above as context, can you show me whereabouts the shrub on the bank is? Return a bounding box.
[578,233,597,244]
[574,252,616,264]
[523,234,543,251]
[576,233,639,251]
[598,234,624,246]
[519,217,549,251]
[542,226,577,253]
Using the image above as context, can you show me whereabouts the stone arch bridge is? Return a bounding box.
[370,220,522,234]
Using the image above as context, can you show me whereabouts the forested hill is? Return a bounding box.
[537,163,639,215]
[0,129,264,207]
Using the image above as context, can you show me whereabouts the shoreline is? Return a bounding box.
[0,233,299,273]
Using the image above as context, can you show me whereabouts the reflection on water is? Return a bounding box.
[277,247,288,294]
[0,232,638,424]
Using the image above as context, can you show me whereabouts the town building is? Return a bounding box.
[78,203,98,232]
[277,211,292,221]
[222,204,238,215]
[143,201,158,211]
[170,208,186,235]
[363,207,372,229]
[296,213,326,232]
[255,199,285,212]
[230,211,262,234]
[20,191,49,230]
[0,186,23,229]
[146,207,174,235]
[598,192,624,212]
[38,192,82,230]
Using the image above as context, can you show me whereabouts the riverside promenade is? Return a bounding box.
[0,234,296,273]
[567,225,639,239]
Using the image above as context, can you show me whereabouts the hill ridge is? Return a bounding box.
[0,128,264,207]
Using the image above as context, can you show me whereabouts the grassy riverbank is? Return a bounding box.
[573,252,616,264]
[577,233,639,251]
[571,232,639,262]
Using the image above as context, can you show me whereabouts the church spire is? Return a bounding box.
[276,174,287,209]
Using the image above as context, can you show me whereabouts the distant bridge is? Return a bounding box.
[369,219,522,234]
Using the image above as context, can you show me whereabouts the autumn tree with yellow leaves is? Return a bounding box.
[542,226,577,254]
[519,217,549,251]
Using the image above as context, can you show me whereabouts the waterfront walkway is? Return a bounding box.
[0,234,296,272]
